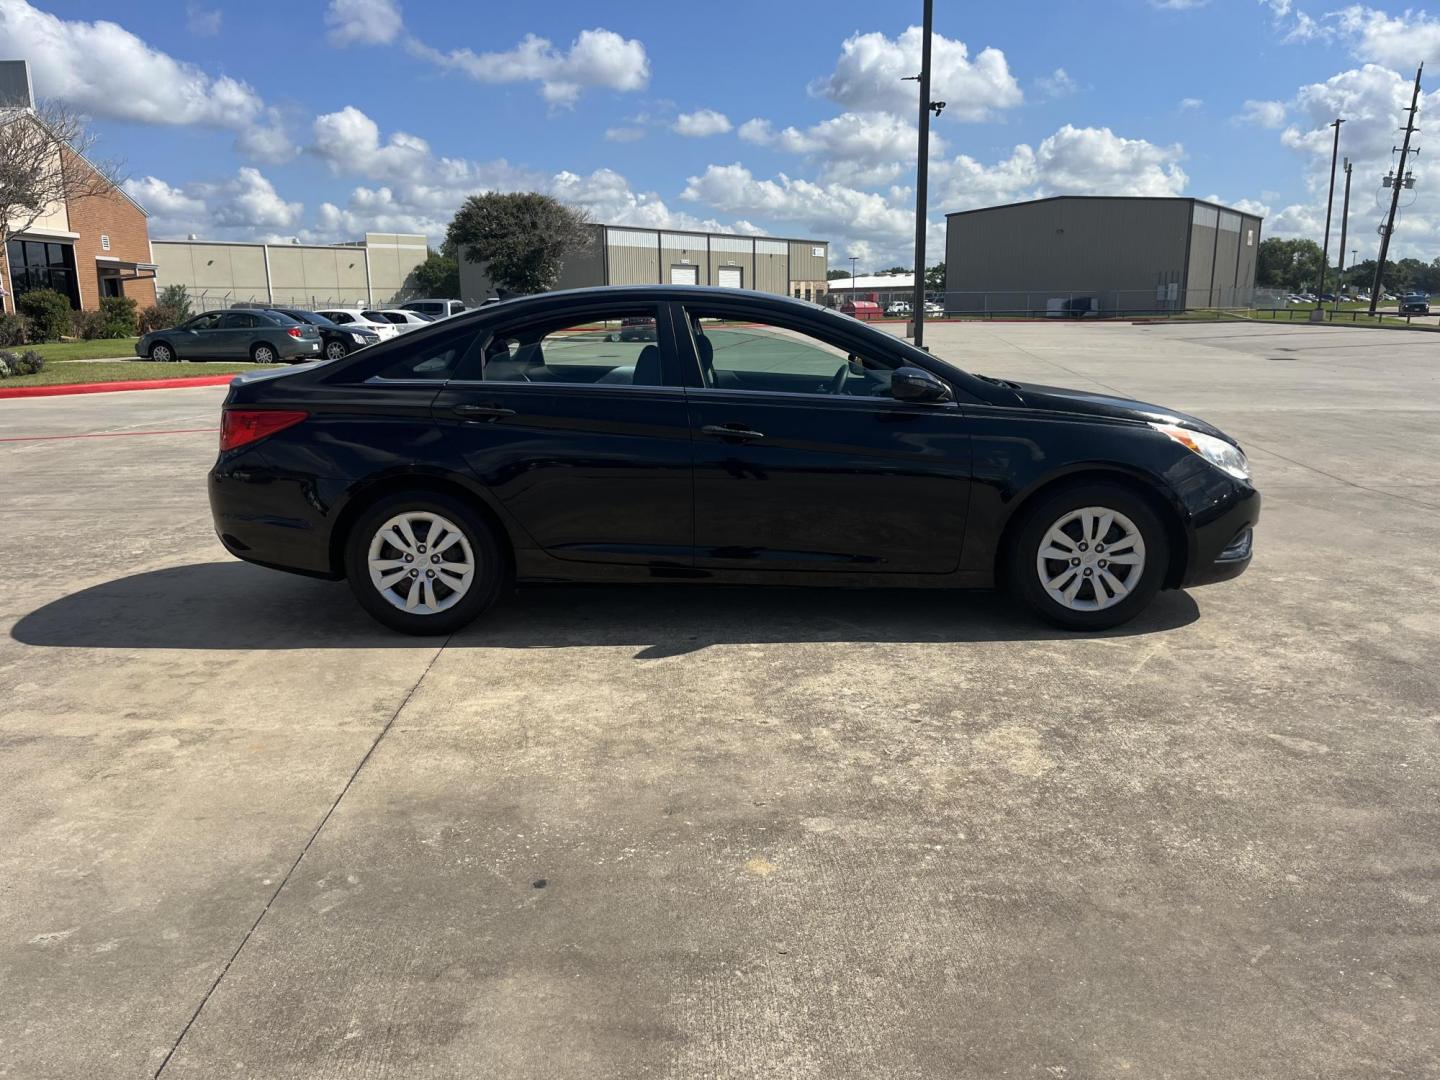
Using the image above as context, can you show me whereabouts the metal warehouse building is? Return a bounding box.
[459,224,830,305]
[943,196,1263,315]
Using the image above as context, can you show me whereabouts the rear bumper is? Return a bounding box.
[209,456,344,578]
[1181,483,1261,587]
[277,338,324,360]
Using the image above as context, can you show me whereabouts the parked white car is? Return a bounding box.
[402,299,467,319]
[314,309,400,341]
[886,300,911,316]
[923,300,944,317]
[362,308,434,334]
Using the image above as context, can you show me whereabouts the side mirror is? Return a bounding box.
[890,366,953,404]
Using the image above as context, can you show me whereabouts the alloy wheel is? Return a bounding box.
[1035,506,1146,612]
[151,344,172,362]
[325,341,346,360]
[254,345,275,363]
[366,511,476,615]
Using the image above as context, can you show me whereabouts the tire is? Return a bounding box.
[1008,481,1169,631]
[148,342,175,362]
[324,340,348,361]
[343,493,505,635]
[251,342,278,364]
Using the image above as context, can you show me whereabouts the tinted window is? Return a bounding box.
[220,312,258,330]
[683,309,901,397]
[322,311,353,324]
[478,309,666,387]
[371,327,477,381]
[187,313,223,330]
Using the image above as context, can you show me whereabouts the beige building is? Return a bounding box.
[151,232,428,310]
[458,224,830,305]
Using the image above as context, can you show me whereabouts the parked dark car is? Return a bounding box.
[1399,292,1430,315]
[209,286,1259,634]
[266,307,380,361]
[139,309,321,364]
[613,316,657,342]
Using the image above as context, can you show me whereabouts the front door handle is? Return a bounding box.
[452,404,516,421]
[701,423,765,441]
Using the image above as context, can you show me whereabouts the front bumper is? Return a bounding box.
[1181,483,1261,587]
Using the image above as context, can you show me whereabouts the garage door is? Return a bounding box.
[717,267,742,289]
[670,264,699,286]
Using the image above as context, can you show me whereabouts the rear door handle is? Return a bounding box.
[452,404,516,421]
[701,423,765,441]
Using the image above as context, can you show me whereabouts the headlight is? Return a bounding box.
[1150,422,1250,480]
[350,332,368,344]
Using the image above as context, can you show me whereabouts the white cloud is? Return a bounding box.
[406,28,650,106]
[1032,125,1188,196]
[673,109,732,137]
[738,110,942,186]
[810,26,1022,122]
[325,0,403,47]
[122,168,301,238]
[605,126,646,142]
[1234,99,1287,127]
[1152,0,1208,8]
[1333,5,1440,66]
[1036,68,1079,99]
[186,4,221,36]
[0,0,290,162]
[1179,96,1204,109]
[312,106,432,181]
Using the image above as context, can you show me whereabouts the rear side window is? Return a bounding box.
[369,326,478,381]
[474,309,666,387]
[220,312,258,329]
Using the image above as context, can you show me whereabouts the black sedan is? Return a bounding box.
[209,286,1259,634]
[267,307,381,360]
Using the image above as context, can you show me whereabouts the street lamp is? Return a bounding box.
[849,256,859,302]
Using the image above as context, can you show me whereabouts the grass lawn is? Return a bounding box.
[1,359,268,388]
[7,338,143,362]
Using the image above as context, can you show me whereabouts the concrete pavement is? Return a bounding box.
[2,322,1438,1079]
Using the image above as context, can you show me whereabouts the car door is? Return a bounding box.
[674,300,972,574]
[175,312,223,357]
[218,311,261,357]
[429,301,694,567]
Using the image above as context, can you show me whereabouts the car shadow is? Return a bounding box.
[11,561,1201,657]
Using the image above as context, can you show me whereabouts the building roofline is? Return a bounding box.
[151,237,375,251]
[1,109,149,217]
[944,194,1263,221]
[594,223,828,247]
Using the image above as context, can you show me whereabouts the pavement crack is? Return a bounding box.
[152,637,452,1078]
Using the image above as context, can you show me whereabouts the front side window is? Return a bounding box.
[371,326,477,381]
[325,312,353,324]
[477,309,667,387]
[683,309,900,397]
[187,313,222,331]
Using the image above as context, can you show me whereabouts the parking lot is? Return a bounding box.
[3,319,1438,1079]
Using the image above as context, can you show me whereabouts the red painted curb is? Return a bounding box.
[0,375,236,400]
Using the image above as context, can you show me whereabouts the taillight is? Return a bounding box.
[286,326,303,338]
[220,409,308,451]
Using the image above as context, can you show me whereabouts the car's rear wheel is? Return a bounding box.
[343,493,504,635]
[251,342,277,364]
[1009,481,1168,631]
[325,340,348,361]
[149,342,174,362]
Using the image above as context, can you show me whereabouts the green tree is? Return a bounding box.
[405,247,460,298]
[925,261,946,291]
[826,269,856,280]
[445,192,592,295]
[878,265,910,275]
[158,284,192,320]
[1256,237,1323,291]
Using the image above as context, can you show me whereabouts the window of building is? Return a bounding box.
[6,239,79,307]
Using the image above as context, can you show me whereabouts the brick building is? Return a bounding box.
[1,60,157,315]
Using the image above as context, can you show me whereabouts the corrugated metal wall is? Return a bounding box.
[708,235,754,290]
[755,238,788,294]
[606,228,661,284]
[788,241,827,284]
[660,232,708,285]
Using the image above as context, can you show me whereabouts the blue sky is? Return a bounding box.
[6,0,1440,266]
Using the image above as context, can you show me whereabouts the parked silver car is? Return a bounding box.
[400,298,466,319]
[137,309,322,363]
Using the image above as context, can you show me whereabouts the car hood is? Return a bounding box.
[1006,380,1233,442]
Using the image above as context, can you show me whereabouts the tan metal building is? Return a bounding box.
[459,223,830,304]
[944,196,1263,315]
[151,232,428,310]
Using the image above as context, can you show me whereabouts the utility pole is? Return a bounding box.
[1334,157,1352,310]
[1370,62,1423,315]
[904,0,942,348]
[849,255,858,299]
[1315,117,1344,319]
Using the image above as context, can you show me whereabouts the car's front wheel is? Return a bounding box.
[1009,481,1168,631]
[343,493,505,635]
[251,342,277,364]
[325,340,348,361]
[149,342,175,362]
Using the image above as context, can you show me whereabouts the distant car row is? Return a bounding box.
[136,298,467,363]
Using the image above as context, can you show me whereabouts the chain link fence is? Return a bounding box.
[184,287,422,313]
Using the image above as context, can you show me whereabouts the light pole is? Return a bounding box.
[1371,63,1423,314]
[1334,157,1352,311]
[1315,117,1344,318]
[905,0,943,348]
